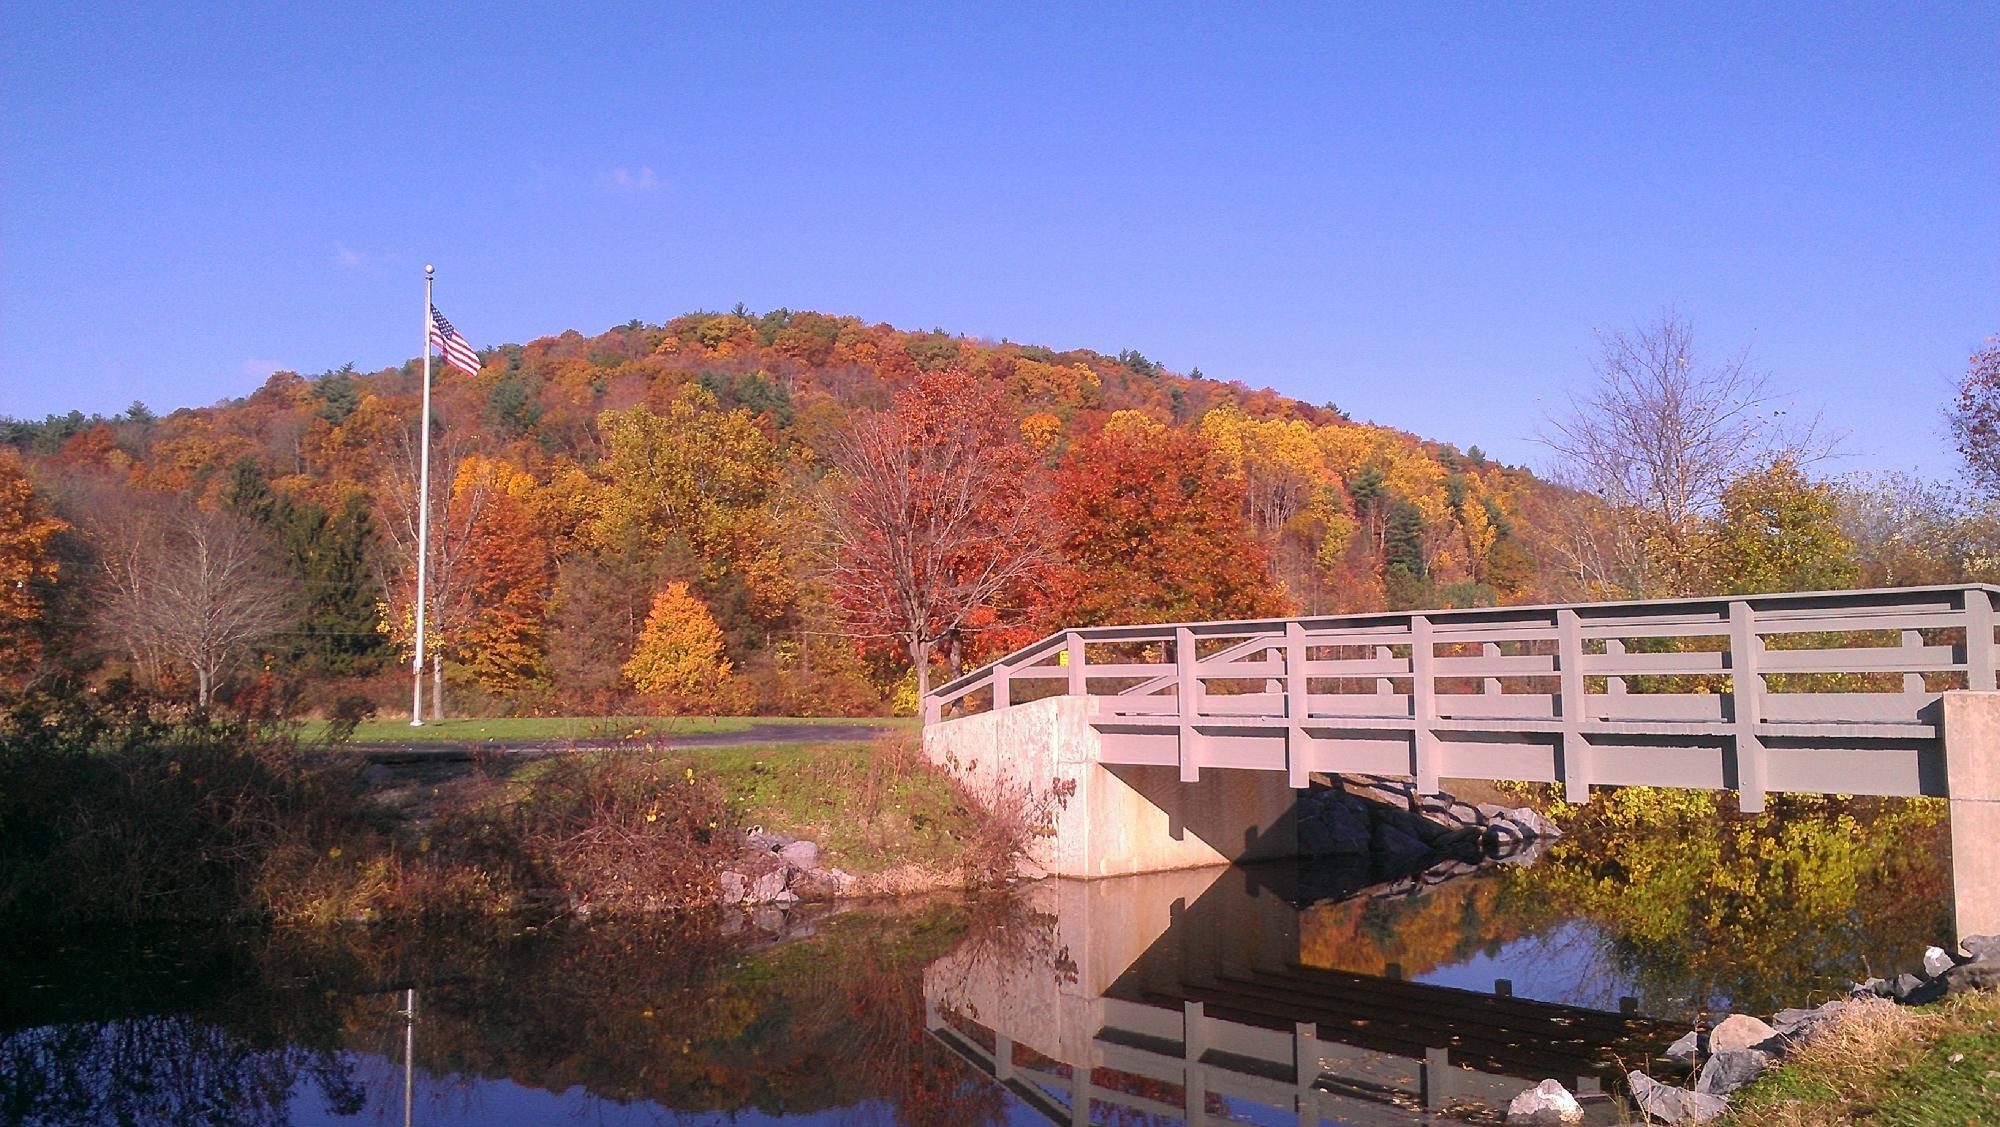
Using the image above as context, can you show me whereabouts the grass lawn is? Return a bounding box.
[331,714,911,744]
[1723,991,2000,1125]
[498,740,978,876]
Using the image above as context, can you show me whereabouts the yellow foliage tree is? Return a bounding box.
[624,582,733,712]
[1019,412,1063,454]
[589,391,792,617]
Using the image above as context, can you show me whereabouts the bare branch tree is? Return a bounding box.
[813,371,1053,703]
[1539,311,1825,597]
[93,501,293,707]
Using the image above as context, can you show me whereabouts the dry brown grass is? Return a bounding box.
[1722,992,2000,1126]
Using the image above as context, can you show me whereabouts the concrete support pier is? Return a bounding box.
[1944,691,2000,944]
[922,696,1298,877]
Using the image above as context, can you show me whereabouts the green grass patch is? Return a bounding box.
[1725,991,2000,1125]
[498,740,977,877]
[329,715,906,745]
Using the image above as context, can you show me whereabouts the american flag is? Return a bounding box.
[428,306,480,375]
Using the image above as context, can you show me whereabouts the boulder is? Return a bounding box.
[1507,806,1562,840]
[1695,1049,1770,1097]
[1663,1030,1702,1064]
[1371,821,1429,858]
[1433,826,1487,859]
[1959,934,2000,961]
[1923,945,1955,979]
[777,840,820,868]
[1943,956,2000,997]
[1627,1072,1729,1124]
[747,865,788,904]
[1850,977,1890,999]
[1298,804,1373,855]
[718,870,748,904]
[1505,1079,1583,1125]
[1771,1000,1845,1041]
[1707,1014,1780,1055]
[1889,972,1945,1006]
[1013,854,1049,881]
[743,828,793,853]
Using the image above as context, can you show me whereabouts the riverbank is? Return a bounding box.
[0,690,1015,929]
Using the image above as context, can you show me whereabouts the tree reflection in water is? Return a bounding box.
[0,902,1008,1126]
[0,794,1957,1126]
[1298,791,1952,1019]
[0,1016,362,1126]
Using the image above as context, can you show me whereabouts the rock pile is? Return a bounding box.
[1298,775,1560,865]
[1608,933,2000,1123]
[717,827,856,906]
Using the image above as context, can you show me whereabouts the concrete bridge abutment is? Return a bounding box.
[921,696,1298,878]
[1943,691,2000,944]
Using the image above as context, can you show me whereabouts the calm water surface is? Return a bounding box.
[0,804,1952,1126]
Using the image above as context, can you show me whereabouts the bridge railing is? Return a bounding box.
[924,585,1998,806]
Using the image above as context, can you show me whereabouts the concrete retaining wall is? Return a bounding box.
[922,696,1299,878]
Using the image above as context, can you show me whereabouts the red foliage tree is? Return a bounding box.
[1049,419,1289,626]
[816,370,1053,702]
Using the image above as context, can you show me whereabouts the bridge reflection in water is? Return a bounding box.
[926,866,1671,1126]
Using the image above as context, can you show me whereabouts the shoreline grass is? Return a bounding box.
[326,714,913,745]
[1721,992,2000,1124]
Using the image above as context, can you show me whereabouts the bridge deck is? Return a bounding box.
[925,584,1999,810]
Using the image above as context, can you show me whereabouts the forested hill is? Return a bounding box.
[0,308,1584,715]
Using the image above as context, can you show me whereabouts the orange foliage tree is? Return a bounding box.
[0,448,66,682]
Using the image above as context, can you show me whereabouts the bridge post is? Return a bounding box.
[1728,601,1768,814]
[1066,633,1085,696]
[1968,589,1996,690]
[1557,608,1590,803]
[1176,627,1199,783]
[1285,621,1309,789]
[1410,615,1439,794]
[1943,692,2000,943]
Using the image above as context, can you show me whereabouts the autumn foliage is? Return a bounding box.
[0,308,1578,713]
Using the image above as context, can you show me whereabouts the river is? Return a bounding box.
[0,795,1952,1125]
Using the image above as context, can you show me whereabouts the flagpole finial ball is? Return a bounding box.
[424,264,434,275]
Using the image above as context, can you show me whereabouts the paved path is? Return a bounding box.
[345,721,900,764]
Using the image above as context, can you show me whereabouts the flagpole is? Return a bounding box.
[411,265,434,727]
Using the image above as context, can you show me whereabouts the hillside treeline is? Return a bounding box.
[0,311,1992,717]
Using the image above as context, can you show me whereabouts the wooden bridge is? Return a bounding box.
[921,585,2000,935]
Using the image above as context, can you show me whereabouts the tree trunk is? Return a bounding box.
[197,664,212,709]
[912,636,930,712]
[430,654,445,721]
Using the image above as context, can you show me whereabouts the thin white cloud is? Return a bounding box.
[241,358,286,377]
[597,166,661,193]
[332,242,365,268]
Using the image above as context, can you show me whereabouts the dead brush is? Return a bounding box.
[437,748,737,911]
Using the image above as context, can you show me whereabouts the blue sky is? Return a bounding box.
[3,4,1993,477]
